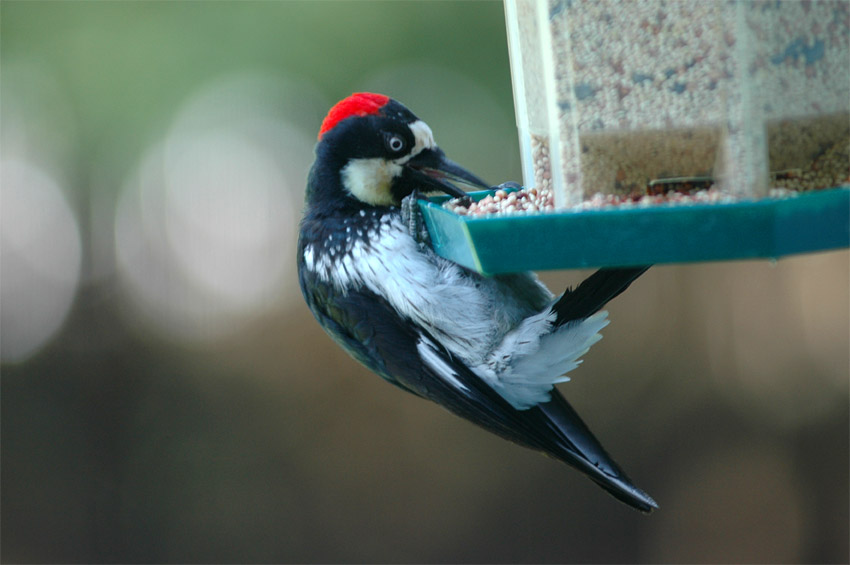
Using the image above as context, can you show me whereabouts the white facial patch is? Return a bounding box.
[409,120,436,153]
[341,158,402,206]
[398,120,437,164]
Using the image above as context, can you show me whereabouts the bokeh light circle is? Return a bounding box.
[114,72,321,343]
[1,160,82,362]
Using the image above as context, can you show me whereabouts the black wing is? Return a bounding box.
[300,265,657,512]
[299,261,419,396]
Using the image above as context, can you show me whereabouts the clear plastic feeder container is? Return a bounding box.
[504,0,849,205]
[416,0,849,275]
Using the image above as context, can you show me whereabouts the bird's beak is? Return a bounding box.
[404,148,489,199]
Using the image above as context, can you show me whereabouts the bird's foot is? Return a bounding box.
[491,181,523,191]
[401,192,432,248]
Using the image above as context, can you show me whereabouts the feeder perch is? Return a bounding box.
[418,0,850,275]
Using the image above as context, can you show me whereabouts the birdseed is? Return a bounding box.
[444,136,849,217]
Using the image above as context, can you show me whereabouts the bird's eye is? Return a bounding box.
[385,133,406,153]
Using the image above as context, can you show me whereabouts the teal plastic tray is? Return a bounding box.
[418,186,850,275]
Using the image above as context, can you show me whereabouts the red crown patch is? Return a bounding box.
[318,92,390,140]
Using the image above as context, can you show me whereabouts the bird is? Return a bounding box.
[297,92,657,512]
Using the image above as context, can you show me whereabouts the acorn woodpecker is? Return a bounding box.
[297,92,657,512]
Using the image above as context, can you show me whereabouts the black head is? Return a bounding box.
[307,93,488,209]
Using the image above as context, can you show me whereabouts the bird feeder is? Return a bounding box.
[418,0,850,275]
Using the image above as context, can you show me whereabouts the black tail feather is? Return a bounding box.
[538,389,658,513]
[552,266,650,326]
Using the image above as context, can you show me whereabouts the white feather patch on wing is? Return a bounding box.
[476,311,610,410]
[417,335,468,392]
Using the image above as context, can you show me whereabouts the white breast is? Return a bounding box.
[303,213,537,365]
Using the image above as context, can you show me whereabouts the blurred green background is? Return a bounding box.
[1,1,847,563]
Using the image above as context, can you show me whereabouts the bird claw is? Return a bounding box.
[401,192,432,248]
[454,194,474,208]
[491,181,523,191]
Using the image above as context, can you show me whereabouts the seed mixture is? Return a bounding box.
[444,137,849,217]
[445,186,555,216]
[771,136,850,192]
[550,2,848,131]
[446,186,760,217]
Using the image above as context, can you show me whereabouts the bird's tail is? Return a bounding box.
[540,266,655,511]
[538,389,658,512]
[551,267,650,326]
